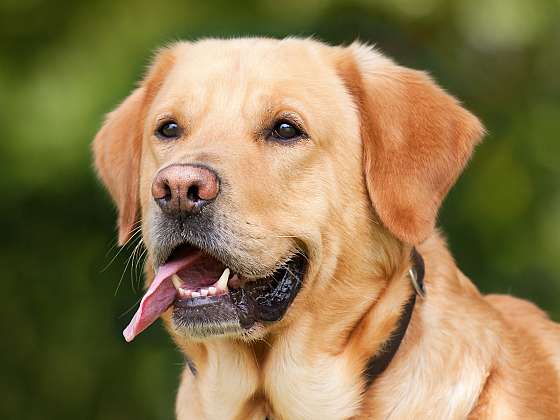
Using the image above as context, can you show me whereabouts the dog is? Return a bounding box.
[93,37,560,419]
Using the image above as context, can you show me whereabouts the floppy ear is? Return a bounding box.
[93,88,145,245]
[338,44,485,244]
[93,46,177,245]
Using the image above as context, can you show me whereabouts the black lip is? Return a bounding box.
[171,254,307,334]
[230,254,306,327]
[173,294,240,332]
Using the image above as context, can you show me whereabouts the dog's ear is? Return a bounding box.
[93,47,176,245]
[93,88,145,245]
[337,44,484,244]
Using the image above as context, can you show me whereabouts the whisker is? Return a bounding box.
[103,218,142,259]
[118,294,144,318]
[134,247,149,291]
[101,225,143,272]
[129,238,146,293]
[115,239,142,296]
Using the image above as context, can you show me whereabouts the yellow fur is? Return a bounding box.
[93,38,560,419]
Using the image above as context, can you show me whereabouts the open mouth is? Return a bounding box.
[123,243,306,341]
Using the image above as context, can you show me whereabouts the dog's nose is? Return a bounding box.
[152,164,220,216]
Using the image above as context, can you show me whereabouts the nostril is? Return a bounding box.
[152,175,174,202]
[187,184,200,202]
[163,182,173,201]
[162,181,172,201]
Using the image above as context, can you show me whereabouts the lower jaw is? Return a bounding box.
[171,294,245,338]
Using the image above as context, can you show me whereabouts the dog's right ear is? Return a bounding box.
[93,47,176,245]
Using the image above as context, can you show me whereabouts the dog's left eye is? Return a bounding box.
[271,121,303,141]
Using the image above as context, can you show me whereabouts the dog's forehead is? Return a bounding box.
[175,38,330,79]
[151,39,339,114]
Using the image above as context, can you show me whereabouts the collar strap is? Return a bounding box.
[363,247,425,389]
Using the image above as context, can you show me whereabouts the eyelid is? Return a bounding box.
[276,112,304,128]
[155,114,177,127]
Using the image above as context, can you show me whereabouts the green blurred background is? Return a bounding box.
[1,0,559,419]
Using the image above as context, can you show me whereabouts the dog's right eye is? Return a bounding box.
[156,121,182,140]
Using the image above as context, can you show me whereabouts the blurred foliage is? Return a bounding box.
[1,0,559,419]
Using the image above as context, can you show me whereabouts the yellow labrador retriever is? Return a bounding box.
[93,38,560,419]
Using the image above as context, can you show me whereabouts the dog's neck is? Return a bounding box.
[363,247,424,388]
[172,236,424,419]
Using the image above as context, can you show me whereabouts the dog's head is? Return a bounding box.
[93,38,483,342]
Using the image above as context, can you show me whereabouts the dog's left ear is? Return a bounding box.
[337,44,485,244]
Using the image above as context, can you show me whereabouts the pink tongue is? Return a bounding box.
[123,252,201,342]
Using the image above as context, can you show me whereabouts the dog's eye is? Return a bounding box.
[271,121,302,141]
[156,121,181,140]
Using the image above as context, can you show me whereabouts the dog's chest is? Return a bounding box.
[180,337,363,420]
[262,341,363,420]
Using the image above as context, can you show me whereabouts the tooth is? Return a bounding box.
[200,288,208,297]
[178,288,191,299]
[192,291,201,298]
[208,286,217,296]
[217,268,230,290]
[171,275,182,290]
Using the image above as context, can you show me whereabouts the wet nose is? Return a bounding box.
[151,164,220,216]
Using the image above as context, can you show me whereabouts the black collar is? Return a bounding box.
[363,247,425,389]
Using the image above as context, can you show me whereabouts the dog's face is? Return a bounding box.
[94,38,483,342]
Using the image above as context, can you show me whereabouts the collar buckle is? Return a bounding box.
[409,247,426,298]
